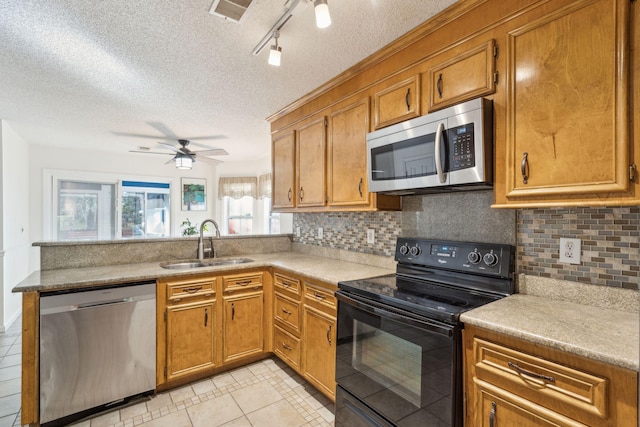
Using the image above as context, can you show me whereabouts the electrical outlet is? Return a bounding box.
[317,227,323,240]
[296,226,301,238]
[559,238,581,264]
[366,229,375,244]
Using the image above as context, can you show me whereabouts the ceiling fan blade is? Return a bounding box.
[196,156,223,165]
[164,158,176,165]
[147,122,178,139]
[157,142,182,153]
[128,150,174,155]
[188,139,227,149]
[194,149,229,156]
[114,131,171,140]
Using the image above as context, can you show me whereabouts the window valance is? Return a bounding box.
[218,176,257,199]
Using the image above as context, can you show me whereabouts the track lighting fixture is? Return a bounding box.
[268,30,282,66]
[313,0,331,28]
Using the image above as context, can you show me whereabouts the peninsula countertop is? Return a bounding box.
[460,293,639,372]
[13,251,395,293]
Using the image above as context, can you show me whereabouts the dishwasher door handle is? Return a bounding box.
[76,297,134,310]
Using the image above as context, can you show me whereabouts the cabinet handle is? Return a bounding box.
[299,187,304,201]
[236,280,252,286]
[521,152,529,184]
[314,292,326,300]
[437,73,443,99]
[405,88,411,111]
[204,308,208,327]
[231,303,235,320]
[287,188,292,202]
[183,286,202,294]
[508,361,555,382]
[326,324,332,344]
[281,342,292,351]
[358,178,363,197]
[489,401,496,427]
[281,307,292,315]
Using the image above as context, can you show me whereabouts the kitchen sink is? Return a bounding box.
[160,258,254,269]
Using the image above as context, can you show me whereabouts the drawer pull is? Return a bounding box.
[183,286,202,294]
[281,342,292,351]
[236,280,252,286]
[313,292,326,300]
[489,401,496,427]
[508,361,555,383]
[281,307,292,315]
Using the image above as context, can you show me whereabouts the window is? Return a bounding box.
[56,180,116,240]
[121,181,171,238]
[225,196,254,235]
[47,171,172,241]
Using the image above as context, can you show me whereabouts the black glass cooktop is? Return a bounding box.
[337,273,502,324]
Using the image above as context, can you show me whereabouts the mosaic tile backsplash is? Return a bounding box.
[293,201,639,290]
[517,207,639,289]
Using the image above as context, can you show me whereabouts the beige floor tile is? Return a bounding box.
[145,392,173,413]
[230,381,283,414]
[229,367,254,382]
[246,361,271,376]
[138,409,192,427]
[218,416,252,427]
[316,406,335,423]
[245,399,306,427]
[191,378,216,396]
[212,373,236,388]
[89,408,120,427]
[186,393,243,427]
[119,401,148,420]
[170,385,195,403]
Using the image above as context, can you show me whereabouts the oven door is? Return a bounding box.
[335,291,461,427]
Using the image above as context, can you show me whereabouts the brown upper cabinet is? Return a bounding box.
[426,39,497,112]
[296,117,327,208]
[271,131,296,210]
[373,75,420,129]
[327,98,371,207]
[495,0,638,207]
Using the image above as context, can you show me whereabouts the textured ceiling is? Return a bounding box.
[0,0,456,163]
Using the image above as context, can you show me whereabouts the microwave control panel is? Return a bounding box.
[449,124,475,171]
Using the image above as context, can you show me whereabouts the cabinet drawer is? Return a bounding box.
[223,272,263,294]
[473,337,608,420]
[166,278,216,303]
[274,292,301,334]
[274,273,301,297]
[274,325,301,370]
[303,283,336,311]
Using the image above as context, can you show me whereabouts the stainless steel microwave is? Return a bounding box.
[366,97,493,195]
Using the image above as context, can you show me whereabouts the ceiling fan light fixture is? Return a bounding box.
[313,0,331,28]
[175,154,193,170]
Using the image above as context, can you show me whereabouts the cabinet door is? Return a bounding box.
[476,389,586,427]
[302,305,336,399]
[166,300,216,381]
[296,118,326,207]
[504,0,632,201]
[427,39,496,111]
[272,131,295,210]
[327,98,370,207]
[373,75,420,129]
[223,291,264,363]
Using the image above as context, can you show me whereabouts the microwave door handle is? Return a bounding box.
[435,122,447,183]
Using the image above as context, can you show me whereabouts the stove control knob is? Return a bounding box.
[483,252,499,266]
[399,244,410,256]
[409,245,421,256]
[467,252,481,264]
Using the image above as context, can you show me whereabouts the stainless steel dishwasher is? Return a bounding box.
[39,282,156,425]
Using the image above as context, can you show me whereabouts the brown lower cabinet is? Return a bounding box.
[464,325,638,427]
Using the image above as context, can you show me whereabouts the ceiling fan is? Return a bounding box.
[129,139,229,169]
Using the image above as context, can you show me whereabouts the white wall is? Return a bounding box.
[2,122,30,330]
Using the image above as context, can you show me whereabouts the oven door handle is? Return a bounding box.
[336,291,454,337]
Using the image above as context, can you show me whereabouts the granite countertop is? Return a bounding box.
[13,251,395,293]
[460,294,639,371]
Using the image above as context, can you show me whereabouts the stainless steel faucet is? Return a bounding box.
[198,219,221,261]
